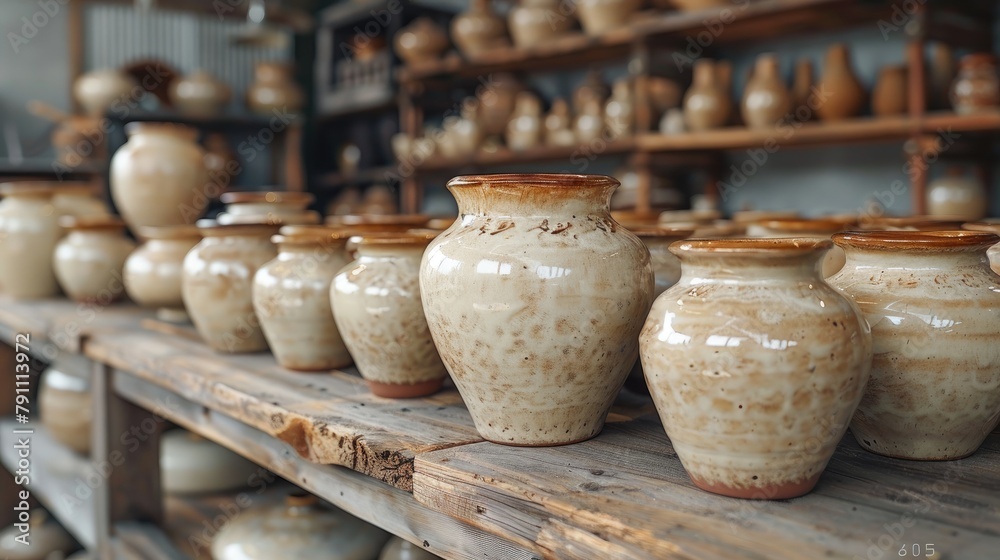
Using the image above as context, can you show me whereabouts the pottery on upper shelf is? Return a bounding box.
[872,65,908,117]
[169,70,232,116]
[508,0,575,49]
[505,91,543,151]
[605,79,635,137]
[544,98,576,147]
[816,43,866,121]
[247,62,304,115]
[926,167,987,222]
[577,0,642,36]
[683,59,732,131]
[791,58,814,120]
[950,53,1000,114]
[741,53,791,129]
[73,68,138,116]
[394,17,449,65]
[451,0,508,57]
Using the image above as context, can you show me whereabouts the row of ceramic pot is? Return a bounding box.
[74,62,303,117]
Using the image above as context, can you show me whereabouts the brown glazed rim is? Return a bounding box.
[959,53,998,67]
[446,173,619,190]
[962,221,1000,234]
[273,225,349,246]
[195,219,281,236]
[756,218,848,233]
[0,181,57,197]
[124,121,198,140]
[832,230,1000,251]
[670,237,833,256]
[220,191,314,205]
[59,215,126,231]
[136,225,202,240]
[351,230,438,247]
[627,225,695,239]
[326,213,430,227]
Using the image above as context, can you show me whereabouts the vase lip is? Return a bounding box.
[326,213,429,227]
[670,237,832,257]
[351,230,438,248]
[833,230,999,251]
[447,173,619,190]
[137,224,202,240]
[125,121,198,140]
[221,190,314,205]
[273,225,349,247]
[59,215,126,232]
[196,219,281,236]
[626,225,694,240]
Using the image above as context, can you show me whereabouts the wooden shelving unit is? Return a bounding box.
[2,296,998,559]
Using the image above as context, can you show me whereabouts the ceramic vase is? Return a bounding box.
[51,182,110,219]
[451,0,507,57]
[53,216,136,303]
[962,221,1000,275]
[746,218,848,277]
[217,191,318,225]
[573,70,609,115]
[544,98,576,146]
[683,59,732,131]
[169,70,232,116]
[124,225,202,322]
[0,183,61,298]
[816,44,866,121]
[253,227,353,371]
[508,0,574,49]
[182,221,279,353]
[160,430,261,495]
[420,174,653,445]
[394,18,449,65]
[950,53,1000,114]
[926,167,987,221]
[477,73,522,136]
[574,97,605,144]
[39,358,91,455]
[928,43,955,111]
[829,231,1000,460]
[110,123,209,230]
[73,68,137,116]
[872,65,908,117]
[247,62,304,115]
[640,238,872,498]
[331,232,447,398]
[791,58,814,119]
[505,92,543,151]
[577,0,642,36]
[604,79,635,137]
[741,54,791,129]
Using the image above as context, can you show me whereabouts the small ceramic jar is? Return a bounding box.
[0,182,61,298]
[39,358,91,455]
[169,70,232,116]
[217,191,318,225]
[53,216,136,304]
[640,238,872,499]
[182,221,280,353]
[451,0,507,57]
[741,53,792,129]
[253,227,353,371]
[393,17,449,65]
[829,230,1000,460]
[124,225,202,322]
[683,59,732,131]
[248,62,304,115]
[73,68,138,116]
[926,167,987,221]
[331,232,446,398]
[508,0,575,48]
[950,53,1000,114]
[161,430,260,495]
[746,218,848,277]
[962,221,1000,274]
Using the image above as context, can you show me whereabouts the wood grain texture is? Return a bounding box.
[415,418,1000,560]
[0,296,153,354]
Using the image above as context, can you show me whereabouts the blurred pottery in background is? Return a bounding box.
[124,225,202,323]
[217,191,318,225]
[39,358,91,455]
[477,73,522,136]
[816,44,866,121]
[951,53,1000,114]
[683,59,731,131]
[573,70,609,115]
[506,92,543,150]
[394,18,449,64]
[928,43,956,111]
[73,68,137,116]
[829,231,1000,460]
[0,510,76,560]
[544,98,576,147]
[741,53,791,129]
[451,0,507,57]
[360,184,399,215]
[577,0,642,36]
[605,79,635,137]
[647,76,683,118]
[610,170,682,210]
[962,220,1000,274]
[508,0,574,49]
[857,215,965,231]
[731,209,798,224]
[871,65,908,117]
[0,183,62,298]
[170,70,232,116]
[791,58,814,119]
[641,238,872,498]
[247,62,304,115]
[203,133,239,191]
[574,97,605,144]
[51,182,110,219]
[658,108,686,134]
[53,216,135,304]
[926,167,987,222]
[161,430,260,495]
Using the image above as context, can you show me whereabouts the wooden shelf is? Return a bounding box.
[414,140,637,172]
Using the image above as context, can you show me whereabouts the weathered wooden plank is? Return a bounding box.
[114,372,540,560]
[0,296,152,356]
[86,327,482,491]
[415,419,1000,560]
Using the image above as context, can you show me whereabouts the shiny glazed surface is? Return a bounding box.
[124,231,201,314]
[54,228,135,303]
[829,231,1000,460]
[0,191,60,298]
[640,239,872,498]
[420,174,653,445]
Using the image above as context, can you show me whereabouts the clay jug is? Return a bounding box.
[816,44,866,121]
[170,70,231,116]
[577,0,642,36]
[574,97,605,144]
[740,53,791,129]
[573,70,610,115]
[53,216,136,303]
[451,0,507,57]
[683,59,731,131]
[394,17,449,65]
[477,73,522,136]
[73,69,138,116]
[872,65,907,116]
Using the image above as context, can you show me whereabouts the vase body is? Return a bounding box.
[420,174,653,445]
[331,233,447,398]
[452,0,507,56]
[741,54,791,129]
[950,53,1000,114]
[505,92,543,151]
[182,222,279,353]
[829,230,1000,460]
[477,73,522,136]
[872,65,908,117]
[640,238,872,498]
[926,168,987,221]
[791,58,814,120]
[393,18,449,65]
[0,184,61,298]
[816,44,866,121]
[508,0,574,48]
[39,358,91,455]
[111,123,209,230]
[217,191,318,225]
[73,69,137,116]
[124,225,201,322]
[577,0,642,35]
[254,228,352,371]
[170,70,231,116]
[683,59,731,131]
[248,62,304,114]
[54,217,136,303]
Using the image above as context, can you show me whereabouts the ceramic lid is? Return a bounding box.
[218,210,321,226]
[272,225,350,247]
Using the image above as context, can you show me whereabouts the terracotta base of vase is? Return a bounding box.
[156,307,190,323]
[689,472,821,500]
[367,377,444,398]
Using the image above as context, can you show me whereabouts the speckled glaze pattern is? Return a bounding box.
[331,241,447,395]
[828,231,1000,460]
[124,226,201,317]
[254,235,352,371]
[639,239,872,498]
[53,225,135,303]
[420,174,653,446]
[183,223,278,353]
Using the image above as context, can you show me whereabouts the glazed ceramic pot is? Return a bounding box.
[577,0,642,36]
[379,537,442,560]
[331,232,447,398]
[477,73,522,136]
[51,182,110,219]
[505,91,543,151]
[683,59,732,131]
[327,213,430,231]
[124,225,202,322]
[161,430,260,494]
[451,0,507,57]
[574,97,605,144]
[951,53,1000,114]
[610,171,682,211]
[508,0,575,49]
[544,98,576,147]
[640,238,872,499]
[791,58,814,119]
[962,221,1000,274]
[746,218,848,277]
[169,70,232,116]
[217,191,318,225]
[211,493,389,560]
[444,100,482,156]
[872,65,908,117]
[829,231,1000,460]
[183,221,280,353]
[39,358,91,455]
[254,227,352,371]
[73,68,138,116]
[248,62,304,115]
[741,54,791,129]
[816,44,866,121]
[110,123,209,230]
[926,167,987,221]
[421,174,653,445]
[394,18,449,65]
[573,70,610,115]
[604,79,634,137]
[0,183,61,298]
[53,216,135,303]
[0,510,76,560]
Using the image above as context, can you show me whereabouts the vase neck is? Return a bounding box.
[448,174,616,218]
[693,60,716,88]
[755,55,780,81]
[841,247,987,271]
